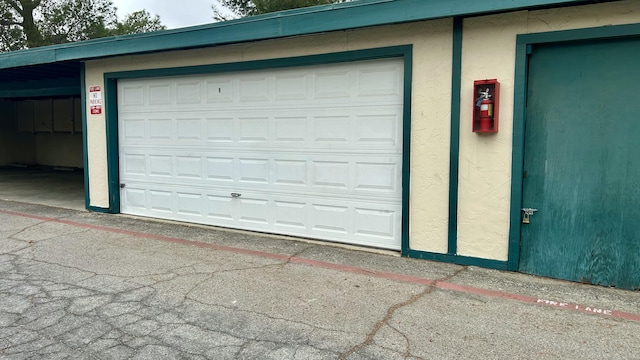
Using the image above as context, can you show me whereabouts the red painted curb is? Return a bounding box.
[2,209,639,323]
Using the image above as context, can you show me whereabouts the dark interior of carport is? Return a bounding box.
[0,61,85,210]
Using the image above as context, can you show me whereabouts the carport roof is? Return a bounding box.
[0,0,598,73]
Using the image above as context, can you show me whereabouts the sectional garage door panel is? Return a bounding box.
[118,59,404,250]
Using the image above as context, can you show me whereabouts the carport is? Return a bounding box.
[0,61,85,210]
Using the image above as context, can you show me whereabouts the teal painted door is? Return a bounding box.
[520,38,640,289]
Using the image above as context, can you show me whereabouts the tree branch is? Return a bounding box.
[0,19,21,26]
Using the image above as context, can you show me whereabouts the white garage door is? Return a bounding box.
[118,58,404,250]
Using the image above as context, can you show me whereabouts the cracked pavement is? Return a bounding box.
[1,201,639,359]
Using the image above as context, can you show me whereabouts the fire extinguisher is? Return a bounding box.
[477,88,493,132]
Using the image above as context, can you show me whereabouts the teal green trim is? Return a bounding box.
[104,77,120,214]
[447,17,463,256]
[517,23,640,45]
[87,206,111,213]
[0,78,78,89]
[0,0,585,70]
[508,23,640,272]
[408,250,508,270]
[0,86,79,98]
[0,49,57,69]
[508,42,529,272]
[0,78,80,98]
[81,63,90,210]
[401,47,413,256]
[104,46,414,244]
[106,46,413,80]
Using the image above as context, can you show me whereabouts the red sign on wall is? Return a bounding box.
[89,86,103,115]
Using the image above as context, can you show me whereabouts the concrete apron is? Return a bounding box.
[0,200,639,359]
[0,168,85,211]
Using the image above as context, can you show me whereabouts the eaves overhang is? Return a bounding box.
[0,0,609,71]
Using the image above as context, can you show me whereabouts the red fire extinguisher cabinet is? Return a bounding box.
[472,79,500,133]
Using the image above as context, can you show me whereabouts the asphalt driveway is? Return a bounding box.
[1,200,639,359]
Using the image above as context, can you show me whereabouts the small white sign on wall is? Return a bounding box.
[89,86,102,115]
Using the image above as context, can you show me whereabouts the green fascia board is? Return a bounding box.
[0,48,58,69]
[0,0,589,70]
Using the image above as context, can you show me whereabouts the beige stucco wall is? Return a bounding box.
[457,0,640,260]
[84,20,454,253]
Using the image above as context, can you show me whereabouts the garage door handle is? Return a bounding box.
[231,193,242,198]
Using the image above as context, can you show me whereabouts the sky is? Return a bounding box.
[112,0,226,29]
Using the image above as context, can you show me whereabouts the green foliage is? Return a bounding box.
[213,0,347,21]
[0,0,166,52]
[113,10,164,36]
[36,0,118,45]
[253,0,344,14]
